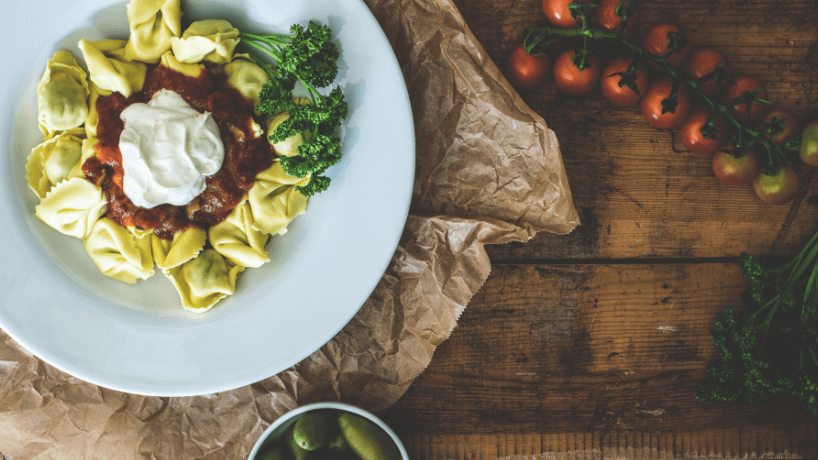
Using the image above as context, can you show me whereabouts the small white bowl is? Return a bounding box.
[248,402,409,460]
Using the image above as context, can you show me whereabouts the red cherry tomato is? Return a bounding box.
[640,77,692,129]
[800,121,818,167]
[600,56,648,106]
[679,107,727,155]
[543,0,592,28]
[753,164,799,205]
[553,49,601,96]
[595,0,640,37]
[712,147,761,186]
[756,107,799,144]
[641,24,691,69]
[504,44,551,91]
[724,75,769,123]
[682,48,729,95]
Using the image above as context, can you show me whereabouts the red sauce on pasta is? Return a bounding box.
[82,65,274,240]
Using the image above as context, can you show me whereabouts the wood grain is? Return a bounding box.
[470,0,818,260]
[384,263,818,458]
[385,1,818,458]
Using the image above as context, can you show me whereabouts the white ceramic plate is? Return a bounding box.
[0,0,413,396]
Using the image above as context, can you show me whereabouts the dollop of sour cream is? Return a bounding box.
[119,89,224,209]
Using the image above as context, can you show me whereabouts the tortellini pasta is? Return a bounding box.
[35,177,107,240]
[37,51,90,134]
[151,227,207,270]
[248,162,310,236]
[79,39,147,97]
[26,128,85,198]
[267,98,312,157]
[84,83,111,139]
[171,20,241,65]
[165,249,244,312]
[123,0,182,64]
[67,138,99,181]
[223,53,270,108]
[209,202,270,268]
[159,51,204,78]
[84,218,154,284]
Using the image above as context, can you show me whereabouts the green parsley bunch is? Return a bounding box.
[696,230,818,415]
[240,22,348,196]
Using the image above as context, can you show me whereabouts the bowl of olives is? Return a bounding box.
[249,402,408,460]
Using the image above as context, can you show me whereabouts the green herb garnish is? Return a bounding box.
[240,22,348,197]
[695,230,818,415]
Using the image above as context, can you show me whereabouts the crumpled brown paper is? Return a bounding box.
[0,0,579,457]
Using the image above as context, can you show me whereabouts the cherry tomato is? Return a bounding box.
[682,48,729,95]
[711,147,761,186]
[756,107,799,144]
[724,75,769,123]
[753,164,799,205]
[679,107,727,155]
[600,56,648,106]
[799,121,818,167]
[553,49,601,96]
[640,76,692,129]
[543,0,592,28]
[595,0,640,37]
[641,24,691,69]
[505,44,551,91]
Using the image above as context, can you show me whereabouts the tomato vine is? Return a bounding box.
[522,6,802,177]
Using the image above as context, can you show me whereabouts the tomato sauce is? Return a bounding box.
[82,65,274,240]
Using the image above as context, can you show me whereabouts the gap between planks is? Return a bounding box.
[489,257,741,266]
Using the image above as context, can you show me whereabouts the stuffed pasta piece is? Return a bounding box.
[37,50,89,135]
[151,227,207,271]
[165,249,243,312]
[266,97,311,157]
[26,128,85,198]
[171,20,240,65]
[84,82,111,139]
[84,218,154,284]
[79,39,147,97]
[159,51,204,78]
[248,161,310,236]
[35,177,107,240]
[209,202,270,268]
[223,53,270,110]
[123,0,182,64]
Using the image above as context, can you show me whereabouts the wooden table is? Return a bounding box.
[382,1,818,458]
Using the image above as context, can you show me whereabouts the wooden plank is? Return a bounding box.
[395,432,810,459]
[448,0,818,259]
[383,263,818,458]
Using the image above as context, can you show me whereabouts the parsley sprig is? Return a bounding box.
[240,22,348,197]
[695,231,818,415]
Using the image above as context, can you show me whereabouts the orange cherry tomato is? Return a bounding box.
[600,56,648,106]
[724,75,769,123]
[753,164,799,205]
[800,121,818,167]
[641,76,692,129]
[505,44,552,91]
[553,49,601,96]
[682,48,729,95]
[756,107,799,144]
[595,0,640,37]
[543,0,592,28]
[679,107,727,155]
[712,147,761,186]
[641,23,691,69]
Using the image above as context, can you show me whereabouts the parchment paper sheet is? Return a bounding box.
[0,0,579,457]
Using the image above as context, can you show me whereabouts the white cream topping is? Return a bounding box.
[119,89,224,208]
